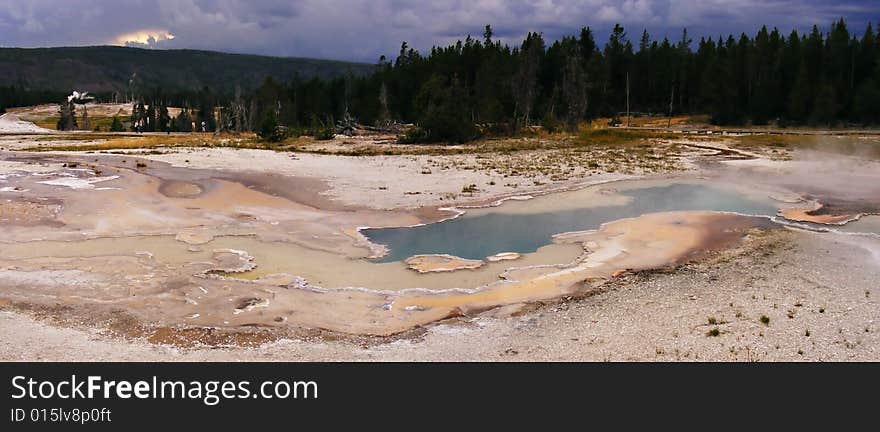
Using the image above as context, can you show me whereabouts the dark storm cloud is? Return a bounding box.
[0,0,877,61]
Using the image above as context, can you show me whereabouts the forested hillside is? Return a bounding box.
[0,45,373,104]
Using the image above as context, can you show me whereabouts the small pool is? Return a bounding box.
[363,183,778,263]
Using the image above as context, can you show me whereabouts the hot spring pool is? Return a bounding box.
[363,183,778,262]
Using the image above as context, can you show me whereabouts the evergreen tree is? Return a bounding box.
[811,83,839,126]
[157,104,171,132]
[853,78,880,124]
[787,62,812,122]
[109,116,124,132]
[512,32,544,130]
[414,74,479,143]
[174,109,193,132]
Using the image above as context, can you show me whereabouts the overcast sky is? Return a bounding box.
[1,1,877,62]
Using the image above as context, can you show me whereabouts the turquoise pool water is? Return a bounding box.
[363,183,778,263]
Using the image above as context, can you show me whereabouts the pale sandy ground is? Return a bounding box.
[98,146,640,210]
[2,229,877,361]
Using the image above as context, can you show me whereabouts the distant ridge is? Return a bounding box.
[0,45,375,95]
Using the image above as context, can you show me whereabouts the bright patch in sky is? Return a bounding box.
[113,29,175,47]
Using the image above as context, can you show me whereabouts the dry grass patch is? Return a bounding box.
[25,133,262,152]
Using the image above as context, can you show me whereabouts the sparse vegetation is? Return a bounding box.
[24,133,261,152]
[760,315,771,325]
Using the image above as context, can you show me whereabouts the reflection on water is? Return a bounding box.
[364,183,779,262]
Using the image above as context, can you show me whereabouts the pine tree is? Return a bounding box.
[174,109,193,132]
[810,83,838,127]
[513,32,544,130]
[258,108,282,141]
[562,39,588,132]
[787,62,812,122]
[853,78,880,124]
[109,116,124,132]
[157,104,171,132]
[414,74,478,143]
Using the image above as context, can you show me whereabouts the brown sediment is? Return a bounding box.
[779,203,859,225]
[144,326,278,348]
[216,171,351,212]
[779,198,880,225]
[0,299,286,348]
[404,254,485,273]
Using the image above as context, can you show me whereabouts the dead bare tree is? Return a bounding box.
[377,82,391,129]
[232,85,245,133]
[80,104,91,131]
[562,55,589,132]
[247,99,257,131]
[626,72,630,127]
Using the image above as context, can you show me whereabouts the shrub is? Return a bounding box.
[481,122,514,138]
[398,127,429,144]
[258,110,287,142]
[312,124,335,141]
[541,113,562,133]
